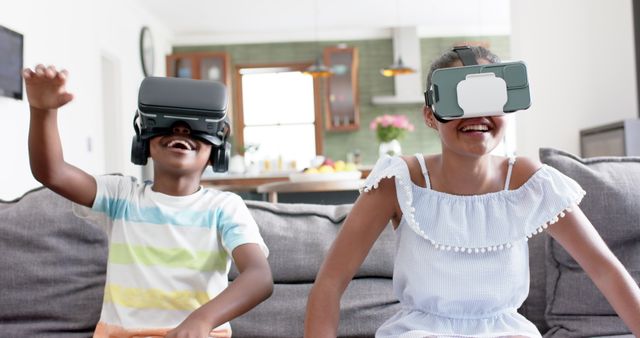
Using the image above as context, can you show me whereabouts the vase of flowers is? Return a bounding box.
[370,114,415,157]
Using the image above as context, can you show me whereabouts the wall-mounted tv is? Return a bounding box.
[0,25,23,100]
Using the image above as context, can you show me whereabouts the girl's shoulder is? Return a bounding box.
[400,155,429,188]
[361,155,409,193]
[508,156,543,190]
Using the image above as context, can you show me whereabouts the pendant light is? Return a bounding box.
[381,56,415,77]
[303,0,332,78]
[380,0,416,77]
[304,56,332,77]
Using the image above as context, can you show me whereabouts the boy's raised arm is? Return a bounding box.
[24,64,96,207]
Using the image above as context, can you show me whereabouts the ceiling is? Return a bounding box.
[135,0,511,45]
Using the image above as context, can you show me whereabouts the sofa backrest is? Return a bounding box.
[539,148,640,337]
[230,201,396,282]
[0,187,108,338]
[521,228,549,333]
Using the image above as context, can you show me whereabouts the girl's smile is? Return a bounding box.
[456,117,496,138]
[429,114,506,157]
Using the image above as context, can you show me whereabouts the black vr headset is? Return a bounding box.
[131,77,231,172]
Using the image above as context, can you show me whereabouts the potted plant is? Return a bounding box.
[370,114,415,157]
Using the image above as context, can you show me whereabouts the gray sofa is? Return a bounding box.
[0,148,638,337]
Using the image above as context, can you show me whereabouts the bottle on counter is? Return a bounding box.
[228,155,246,174]
[353,149,362,165]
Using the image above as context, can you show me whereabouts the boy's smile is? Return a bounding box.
[152,133,210,159]
[162,135,198,154]
[149,123,213,176]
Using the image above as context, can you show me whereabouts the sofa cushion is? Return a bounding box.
[231,201,396,283]
[539,148,640,337]
[230,200,400,337]
[519,230,549,333]
[231,279,400,338]
[0,187,108,338]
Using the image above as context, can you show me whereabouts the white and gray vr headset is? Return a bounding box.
[424,46,532,123]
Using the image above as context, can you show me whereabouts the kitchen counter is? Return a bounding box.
[257,179,365,203]
[201,166,373,195]
[201,172,292,192]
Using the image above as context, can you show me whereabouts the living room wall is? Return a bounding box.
[510,0,637,158]
[0,0,172,200]
[175,35,510,164]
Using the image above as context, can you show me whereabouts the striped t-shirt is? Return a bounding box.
[74,175,268,337]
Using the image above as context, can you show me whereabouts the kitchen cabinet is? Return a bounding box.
[165,51,232,119]
[166,51,230,84]
[323,46,359,131]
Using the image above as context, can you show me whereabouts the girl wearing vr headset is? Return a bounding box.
[305,47,640,337]
[23,65,273,338]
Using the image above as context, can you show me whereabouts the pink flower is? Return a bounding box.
[395,116,411,128]
[381,114,394,127]
[370,114,415,142]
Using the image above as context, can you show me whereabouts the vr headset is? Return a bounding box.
[424,46,531,123]
[131,76,231,172]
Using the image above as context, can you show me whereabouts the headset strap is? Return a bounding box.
[453,46,478,66]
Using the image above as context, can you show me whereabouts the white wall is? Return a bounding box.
[510,0,637,159]
[0,0,172,200]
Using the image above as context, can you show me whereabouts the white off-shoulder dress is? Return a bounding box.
[360,154,585,338]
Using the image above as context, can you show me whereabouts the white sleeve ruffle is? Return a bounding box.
[362,158,586,254]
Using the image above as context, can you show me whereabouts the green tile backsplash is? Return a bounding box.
[175,35,509,165]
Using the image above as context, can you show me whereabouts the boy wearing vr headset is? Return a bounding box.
[23,65,272,338]
[305,47,640,337]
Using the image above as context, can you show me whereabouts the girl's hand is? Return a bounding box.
[23,64,74,111]
[164,315,212,338]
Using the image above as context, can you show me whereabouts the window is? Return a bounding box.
[235,64,322,170]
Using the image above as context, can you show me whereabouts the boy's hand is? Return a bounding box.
[165,315,212,338]
[23,64,74,111]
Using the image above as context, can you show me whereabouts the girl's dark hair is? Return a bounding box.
[425,46,501,92]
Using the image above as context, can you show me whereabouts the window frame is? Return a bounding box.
[233,62,324,156]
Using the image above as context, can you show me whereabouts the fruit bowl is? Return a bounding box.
[289,171,362,182]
